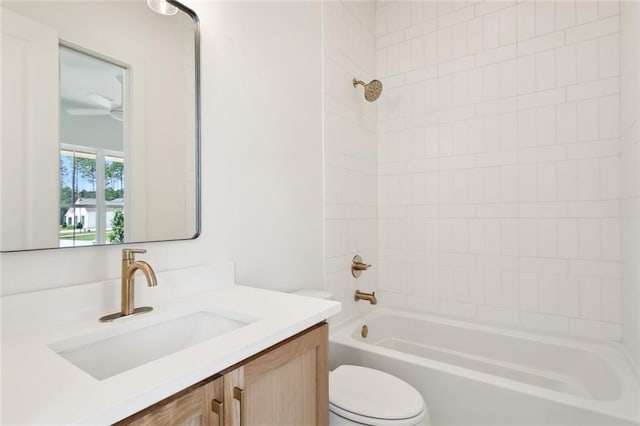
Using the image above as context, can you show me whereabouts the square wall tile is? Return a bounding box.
[601,218,620,261]
[600,156,620,200]
[519,164,538,202]
[577,99,599,142]
[500,6,517,46]
[483,64,501,101]
[535,1,556,35]
[518,55,536,94]
[519,109,538,147]
[558,218,579,258]
[537,106,557,146]
[558,277,580,317]
[538,274,559,314]
[500,59,518,98]
[538,219,558,257]
[452,22,468,58]
[556,45,576,87]
[599,34,620,78]
[439,26,453,63]
[601,278,621,322]
[537,163,557,201]
[467,18,483,54]
[517,2,536,41]
[578,218,601,260]
[557,160,578,201]
[501,165,519,202]
[520,218,539,257]
[556,102,577,144]
[598,1,619,19]
[520,272,539,311]
[578,158,600,200]
[484,11,501,50]
[576,1,598,25]
[555,1,576,30]
[579,277,602,320]
[599,95,620,139]
[576,39,598,83]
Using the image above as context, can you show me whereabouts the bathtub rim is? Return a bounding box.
[330,307,640,424]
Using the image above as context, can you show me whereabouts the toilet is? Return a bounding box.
[329,365,429,426]
[291,290,430,426]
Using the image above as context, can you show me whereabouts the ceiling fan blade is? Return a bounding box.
[110,110,124,122]
[66,108,110,116]
[87,93,114,109]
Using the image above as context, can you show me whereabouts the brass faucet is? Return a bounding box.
[354,290,377,305]
[99,249,158,322]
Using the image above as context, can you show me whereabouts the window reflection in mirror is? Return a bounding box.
[59,46,126,248]
[59,150,125,247]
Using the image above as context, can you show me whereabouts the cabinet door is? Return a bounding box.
[225,323,328,426]
[117,376,223,426]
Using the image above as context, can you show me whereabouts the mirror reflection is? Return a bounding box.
[60,46,126,246]
[0,0,199,252]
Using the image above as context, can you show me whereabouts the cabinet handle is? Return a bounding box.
[211,399,224,426]
[233,386,245,426]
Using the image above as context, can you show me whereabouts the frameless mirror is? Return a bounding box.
[0,0,200,251]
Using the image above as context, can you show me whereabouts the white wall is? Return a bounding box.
[204,1,324,292]
[620,1,640,371]
[1,9,59,251]
[0,1,324,296]
[375,1,623,340]
[323,1,379,321]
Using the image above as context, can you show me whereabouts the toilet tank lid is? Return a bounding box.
[290,289,333,299]
[329,365,425,421]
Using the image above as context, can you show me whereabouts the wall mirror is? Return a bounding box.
[0,0,200,252]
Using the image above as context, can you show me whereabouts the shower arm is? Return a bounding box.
[352,79,366,88]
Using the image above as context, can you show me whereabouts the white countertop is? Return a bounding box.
[2,281,341,425]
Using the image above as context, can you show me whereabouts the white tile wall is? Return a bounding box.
[620,2,640,371]
[376,0,622,340]
[323,1,379,322]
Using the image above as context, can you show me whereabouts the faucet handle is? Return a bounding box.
[122,248,147,260]
[351,255,372,278]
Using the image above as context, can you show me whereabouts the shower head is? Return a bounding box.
[353,78,383,102]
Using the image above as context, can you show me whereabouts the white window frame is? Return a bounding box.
[60,143,124,245]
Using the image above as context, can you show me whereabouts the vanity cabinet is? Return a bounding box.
[115,377,223,426]
[117,322,328,426]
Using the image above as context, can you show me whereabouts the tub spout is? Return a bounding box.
[355,290,377,305]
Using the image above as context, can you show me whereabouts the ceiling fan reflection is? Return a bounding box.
[66,93,123,122]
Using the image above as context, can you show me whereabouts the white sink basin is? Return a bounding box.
[50,311,252,379]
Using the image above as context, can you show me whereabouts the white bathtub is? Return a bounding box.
[329,308,639,426]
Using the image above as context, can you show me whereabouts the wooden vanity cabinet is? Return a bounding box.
[115,376,223,426]
[117,322,328,426]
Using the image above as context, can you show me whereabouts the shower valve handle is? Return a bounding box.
[352,261,371,271]
[352,255,371,278]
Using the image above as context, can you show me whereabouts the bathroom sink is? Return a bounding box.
[49,311,252,379]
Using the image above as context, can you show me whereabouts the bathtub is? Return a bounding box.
[329,308,639,426]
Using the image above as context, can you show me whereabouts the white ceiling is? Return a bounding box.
[59,46,124,109]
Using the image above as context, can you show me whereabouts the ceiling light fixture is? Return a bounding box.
[147,0,178,16]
